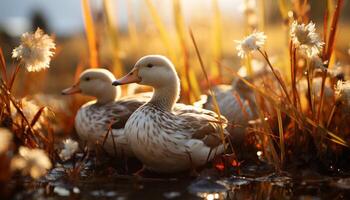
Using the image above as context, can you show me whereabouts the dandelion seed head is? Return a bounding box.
[236,32,267,58]
[12,28,55,72]
[11,146,52,179]
[59,139,79,161]
[0,128,12,154]
[290,21,324,57]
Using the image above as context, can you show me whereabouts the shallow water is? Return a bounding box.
[8,154,350,199]
[13,170,350,200]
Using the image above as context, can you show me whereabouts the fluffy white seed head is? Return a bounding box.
[12,28,55,72]
[59,139,79,161]
[235,32,267,58]
[11,146,52,179]
[290,21,324,57]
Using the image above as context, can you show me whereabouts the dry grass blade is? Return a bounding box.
[126,0,139,53]
[8,64,20,91]
[326,103,337,128]
[144,0,176,62]
[223,65,348,148]
[173,0,200,103]
[276,108,285,165]
[74,62,84,83]
[256,101,280,171]
[233,92,249,119]
[277,0,290,22]
[258,0,265,31]
[0,48,8,85]
[30,107,46,127]
[305,117,348,147]
[7,96,48,144]
[325,0,343,59]
[0,82,48,145]
[189,29,227,152]
[258,49,292,104]
[289,43,298,108]
[317,0,344,123]
[210,0,222,81]
[323,8,328,54]
[103,0,123,77]
[223,65,298,121]
[81,0,99,68]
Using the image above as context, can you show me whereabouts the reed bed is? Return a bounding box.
[0,0,350,198]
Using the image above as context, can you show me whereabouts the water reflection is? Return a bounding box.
[13,171,350,199]
[188,174,350,200]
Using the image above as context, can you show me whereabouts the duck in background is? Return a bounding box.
[195,60,270,155]
[62,68,151,157]
[113,55,229,173]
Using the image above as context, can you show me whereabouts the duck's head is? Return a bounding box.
[113,55,180,111]
[62,68,120,104]
[112,55,179,89]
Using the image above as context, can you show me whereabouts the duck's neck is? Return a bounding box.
[96,86,120,105]
[149,80,180,112]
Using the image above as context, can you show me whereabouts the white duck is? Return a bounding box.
[112,55,228,173]
[62,68,150,157]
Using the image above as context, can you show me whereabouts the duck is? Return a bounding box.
[61,68,151,157]
[196,60,280,155]
[112,55,228,173]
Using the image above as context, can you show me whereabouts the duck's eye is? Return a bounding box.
[147,63,154,68]
[85,77,91,81]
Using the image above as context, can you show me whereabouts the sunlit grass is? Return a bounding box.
[1,1,350,197]
[81,0,99,68]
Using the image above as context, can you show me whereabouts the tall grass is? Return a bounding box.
[173,0,201,103]
[190,29,228,153]
[210,0,223,82]
[317,0,344,124]
[102,0,123,77]
[81,0,99,68]
[126,0,139,56]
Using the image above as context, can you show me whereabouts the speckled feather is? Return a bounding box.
[75,94,151,156]
[125,102,228,172]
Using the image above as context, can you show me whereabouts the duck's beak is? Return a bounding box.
[61,83,81,95]
[112,68,141,86]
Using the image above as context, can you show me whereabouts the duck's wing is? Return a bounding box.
[172,104,228,148]
[105,99,147,130]
[173,103,227,124]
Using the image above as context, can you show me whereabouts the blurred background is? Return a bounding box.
[0,0,349,97]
